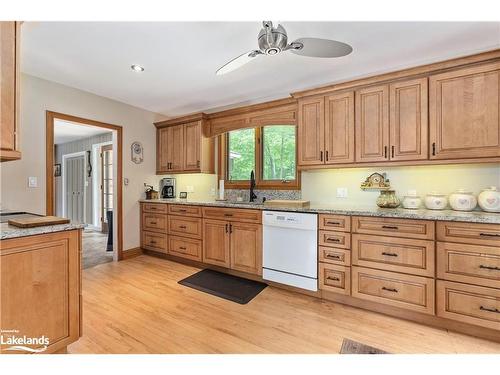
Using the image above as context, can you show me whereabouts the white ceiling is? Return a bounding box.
[54,119,111,144]
[22,22,500,117]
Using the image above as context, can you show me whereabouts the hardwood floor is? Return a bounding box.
[68,255,500,354]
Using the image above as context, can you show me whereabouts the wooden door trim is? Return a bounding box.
[45,111,124,260]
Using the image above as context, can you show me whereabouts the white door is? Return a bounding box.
[65,155,85,223]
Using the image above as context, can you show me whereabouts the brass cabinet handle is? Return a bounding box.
[196,160,200,168]
[150,240,157,244]
[391,145,395,158]
[229,223,233,233]
[327,276,340,281]
[326,254,341,259]
[224,213,233,217]
[384,146,388,158]
[480,306,500,314]
[382,225,399,230]
[179,225,187,229]
[178,209,187,212]
[479,265,500,271]
[150,221,157,225]
[179,246,187,250]
[325,150,329,161]
[479,232,500,238]
[381,252,398,257]
[225,223,228,233]
[326,221,341,225]
[432,142,436,156]
[382,287,398,293]
[150,207,157,210]
[326,237,341,242]
[320,151,323,162]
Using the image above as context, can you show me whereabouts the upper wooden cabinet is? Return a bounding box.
[155,115,214,174]
[0,21,21,162]
[355,79,428,163]
[355,85,389,162]
[297,92,354,167]
[429,63,500,160]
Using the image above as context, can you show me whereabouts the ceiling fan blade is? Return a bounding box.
[216,50,261,75]
[290,38,352,58]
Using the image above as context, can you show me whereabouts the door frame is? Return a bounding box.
[46,111,125,260]
[91,141,112,230]
[61,151,87,223]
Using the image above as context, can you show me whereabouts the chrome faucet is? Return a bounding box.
[249,170,257,202]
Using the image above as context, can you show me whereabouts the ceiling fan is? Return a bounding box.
[216,21,353,75]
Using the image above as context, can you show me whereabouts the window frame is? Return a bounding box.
[219,125,301,190]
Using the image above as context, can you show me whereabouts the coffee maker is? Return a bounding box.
[160,178,176,198]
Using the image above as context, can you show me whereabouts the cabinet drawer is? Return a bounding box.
[319,230,351,249]
[352,234,435,277]
[168,236,202,261]
[319,263,351,295]
[319,246,351,266]
[436,280,500,331]
[142,203,167,213]
[141,231,167,253]
[437,221,500,247]
[319,214,351,232]
[352,216,434,240]
[437,242,500,289]
[168,204,202,217]
[168,215,202,239]
[142,213,167,233]
[352,266,435,315]
[202,207,261,223]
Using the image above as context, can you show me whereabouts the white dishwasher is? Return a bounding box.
[262,211,318,291]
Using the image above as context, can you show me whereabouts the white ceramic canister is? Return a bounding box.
[424,192,448,210]
[402,195,422,209]
[449,189,477,211]
[478,186,500,213]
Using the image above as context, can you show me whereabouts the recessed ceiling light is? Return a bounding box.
[131,64,144,72]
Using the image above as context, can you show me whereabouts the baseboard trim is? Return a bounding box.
[122,247,143,260]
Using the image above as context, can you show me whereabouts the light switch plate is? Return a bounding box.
[28,176,38,188]
[336,187,348,198]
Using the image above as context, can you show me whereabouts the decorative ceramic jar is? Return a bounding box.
[478,186,500,212]
[376,190,400,208]
[424,193,447,210]
[449,189,477,211]
[402,194,422,209]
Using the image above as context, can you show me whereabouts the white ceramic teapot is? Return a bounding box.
[478,186,500,213]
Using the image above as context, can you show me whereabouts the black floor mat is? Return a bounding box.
[340,338,388,354]
[178,269,267,304]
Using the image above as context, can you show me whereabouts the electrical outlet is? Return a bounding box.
[28,177,38,188]
[186,185,194,193]
[336,187,348,198]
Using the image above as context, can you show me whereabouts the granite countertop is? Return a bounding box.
[139,198,500,224]
[0,222,86,240]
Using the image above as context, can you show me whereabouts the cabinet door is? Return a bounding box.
[230,222,262,275]
[324,91,355,164]
[429,63,500,159]
[297,97,325,166]
[184,121,201,171]
[0,22,20,160]
[355,85,389,162]
[202,219,230,268]
[389,78,428,161]
[157,127,169,172]
[166,125,184,172]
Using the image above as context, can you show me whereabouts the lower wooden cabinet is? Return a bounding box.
[351,266,435,315]
[168,236,202,262]
[436,280,500,331]
[0,230,81,354]
[141,231,167,253]
[319,263,351,295]
[202,218,262,275]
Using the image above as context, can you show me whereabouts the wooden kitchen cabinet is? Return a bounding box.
[355,84,389,162]
[230,222,262,275]
[297,96,324,166]
[389,78,428,161]
[0,21,21,162]
[429,62,500,159]
[202,219,230,268]
[0,230,81,354]
[155,116,214,174]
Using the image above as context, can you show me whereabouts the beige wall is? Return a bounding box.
[0,74,164,250]
[301,164,500,206]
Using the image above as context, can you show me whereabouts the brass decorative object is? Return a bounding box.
[376,190,400,208]
[360,172,391,190]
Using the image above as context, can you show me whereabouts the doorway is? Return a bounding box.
[46,111,124,263]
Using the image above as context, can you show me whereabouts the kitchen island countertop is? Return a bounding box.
[0,221,86,240]
[139,198,500,224]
